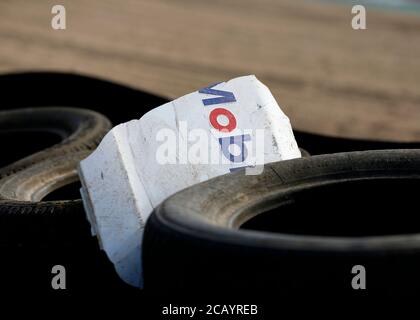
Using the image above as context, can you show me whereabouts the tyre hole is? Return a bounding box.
[42,180,82,201]
[241,178,420,237]
[0,129,62,167]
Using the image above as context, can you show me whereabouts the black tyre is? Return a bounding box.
[144,150,420,296]
[0,73,168,291]
[0,107,111,246]
[294,130,420,155]
[0,72,169,124]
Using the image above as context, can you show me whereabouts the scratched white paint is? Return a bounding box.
[78,75,301,287]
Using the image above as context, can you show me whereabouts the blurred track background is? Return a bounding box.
[0,0,419,141]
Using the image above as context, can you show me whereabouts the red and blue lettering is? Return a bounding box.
[199,83,251,170]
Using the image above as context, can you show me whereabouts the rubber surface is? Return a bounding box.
[0,73,171,291]
[294,130,420,155]
[0,72,169,123]
[144,149,420,296]
[0,107,112,246]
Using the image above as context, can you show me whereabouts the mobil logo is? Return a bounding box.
[199,82,251,170]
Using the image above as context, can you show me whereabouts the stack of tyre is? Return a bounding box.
[0,73,166,292]
[1,73,420,296]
